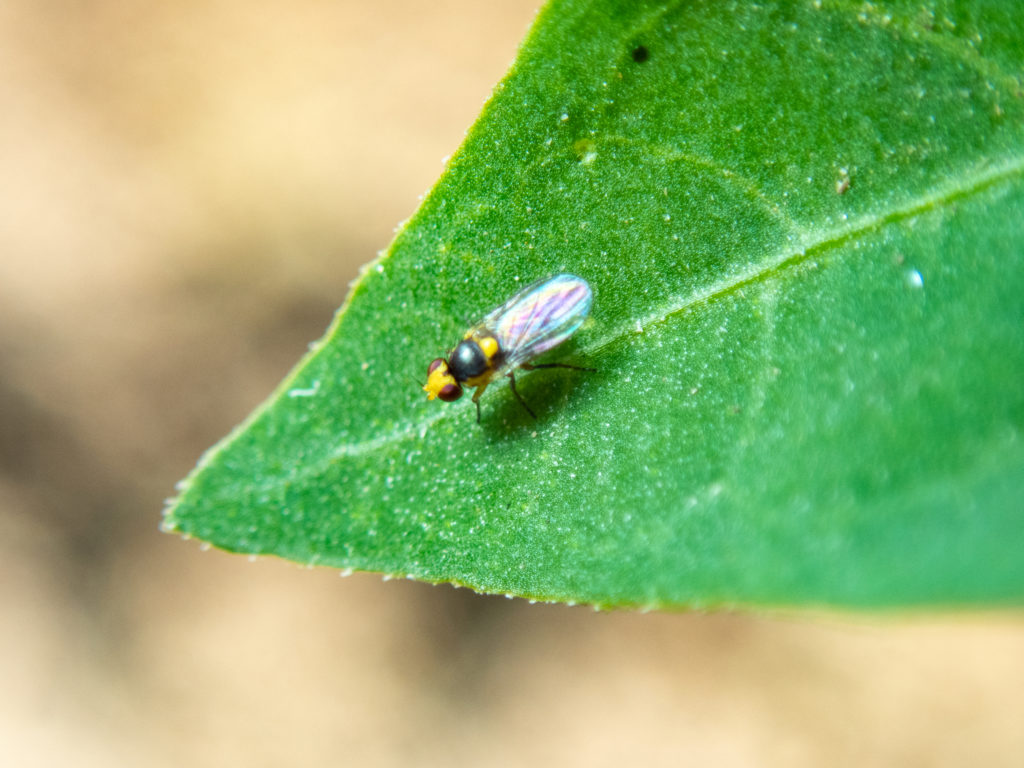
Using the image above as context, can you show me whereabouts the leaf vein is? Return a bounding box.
[602,133,797,233]
[587,154,1024,354]
[825,0,1023,94]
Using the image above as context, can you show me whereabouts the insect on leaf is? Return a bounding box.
[165,0,1024,609]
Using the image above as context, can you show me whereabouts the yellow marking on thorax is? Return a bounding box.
[463,370,495,388]
[476,334,500,362]
[462,332,501,388]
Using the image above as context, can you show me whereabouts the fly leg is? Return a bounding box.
[506,372,537,419]
[470,382,489,424]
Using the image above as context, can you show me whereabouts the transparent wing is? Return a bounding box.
[478,274,592,371]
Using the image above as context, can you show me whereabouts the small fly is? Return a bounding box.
[423,273,594,422]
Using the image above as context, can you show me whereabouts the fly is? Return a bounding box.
[423,273,594,422]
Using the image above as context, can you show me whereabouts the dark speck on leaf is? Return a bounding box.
[631,45,649,63]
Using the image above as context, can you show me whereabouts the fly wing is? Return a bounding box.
[482,274,592,371]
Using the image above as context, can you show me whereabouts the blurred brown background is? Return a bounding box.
[1,1,1022,766]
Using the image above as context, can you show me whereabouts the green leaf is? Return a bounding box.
[164,0,1024,609]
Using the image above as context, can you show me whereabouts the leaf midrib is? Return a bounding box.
[588,155,1024,353]
[307,152,1023,470]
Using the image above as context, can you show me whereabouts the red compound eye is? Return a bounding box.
[438,383,462,402]
[427,358,445,375]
